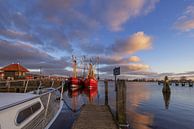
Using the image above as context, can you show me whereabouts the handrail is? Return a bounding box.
[0,78,62,84]
[0,79,36,84]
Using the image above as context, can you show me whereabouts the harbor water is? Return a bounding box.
[51,81,194,129]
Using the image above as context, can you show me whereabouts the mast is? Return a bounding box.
[97,56,100,80]
[82,56,86,78]
[72,55,77,78]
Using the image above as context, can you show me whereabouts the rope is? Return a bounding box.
[62,98,83,113]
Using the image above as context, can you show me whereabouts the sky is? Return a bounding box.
[0,0,194,79]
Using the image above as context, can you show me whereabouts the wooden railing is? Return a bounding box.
[0,79,63,93]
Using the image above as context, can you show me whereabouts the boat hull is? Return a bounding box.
[69,77,79,88]
[84,78,98,89]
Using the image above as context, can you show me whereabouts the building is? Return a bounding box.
[1,63,29,80]
[0,70,4,80]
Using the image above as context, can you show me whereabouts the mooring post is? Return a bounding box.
[6,81,10,92]
[162,76,171,93]
[116,80,128,128]
[104,80,108,105]
[189,82,193,87]
[115,75,117,91]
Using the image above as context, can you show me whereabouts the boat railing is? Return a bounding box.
[26,82,64,129]
[0,81,64,129]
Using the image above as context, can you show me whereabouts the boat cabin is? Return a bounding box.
[0,93,44,129]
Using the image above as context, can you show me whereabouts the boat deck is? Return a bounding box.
[0,93,38,111]
[72,104,118,129]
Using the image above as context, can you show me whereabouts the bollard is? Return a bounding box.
[162,76,171,93]
[182,82,185,86]
[104,80,108,105]
[189,82,193,87]
[116,80,127,127]
[175,82,179,86]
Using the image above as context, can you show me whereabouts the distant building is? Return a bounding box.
[1,63,29,80]
[0,70,4,80]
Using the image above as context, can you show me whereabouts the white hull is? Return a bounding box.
[0,86,64,129]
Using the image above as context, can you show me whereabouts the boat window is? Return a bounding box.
[31,102,41,112]
[16,102,41,124]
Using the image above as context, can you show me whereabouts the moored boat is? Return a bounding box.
[0,85,64,129]
[84,77,97,89]
[84,63,98,89]
[68,56,79,89]
[69,77,79,88]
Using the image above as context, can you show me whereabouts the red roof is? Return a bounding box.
[1,64,29,72]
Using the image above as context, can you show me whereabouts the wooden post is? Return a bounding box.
[6,81,10,92]
[162,76,171,93]
[104,80,108,105]
[182,82,185,86]
[116,80,128,127]
[189,82,193,87]
[24,80,29,93]
[115,75,117,91]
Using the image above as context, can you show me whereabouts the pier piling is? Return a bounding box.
[104,80,108,105]
[162,76,171,93]
[116,80,128,128]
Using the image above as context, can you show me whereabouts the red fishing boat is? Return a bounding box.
[84,63,98,89]
[69,77,79,87]
[69,56,79,89]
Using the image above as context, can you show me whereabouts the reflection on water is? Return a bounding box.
[162,92,171,109]
[126,82,153,129]
[67,87,98,111]
[51,81,194,129]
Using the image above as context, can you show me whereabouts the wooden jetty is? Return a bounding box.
[72,104,118,129]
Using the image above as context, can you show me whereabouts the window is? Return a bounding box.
[16,102,41,124]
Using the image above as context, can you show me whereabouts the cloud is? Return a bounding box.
[0,40,70,73]
[112,32,152,56]
[128,63,150,71]
[91,0,159,31]
[0,1,156,76]
[0,0,88,53]
[100,63,150,74]
[128,56,141,62]
[0,29,42,45]
[78,42,106,55]
[175,5,194,31]
[0,40,51,63]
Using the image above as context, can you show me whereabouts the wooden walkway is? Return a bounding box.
[72,104,118,129]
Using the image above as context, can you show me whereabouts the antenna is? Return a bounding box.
[97,56,100,80]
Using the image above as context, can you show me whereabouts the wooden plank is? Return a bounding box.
[72,104,118,129]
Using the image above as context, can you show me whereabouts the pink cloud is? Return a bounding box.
[112,32,153,56]
[103,0,160,31]
[128,56,141,62]
[128,63,150,71]
[175,5,194,31]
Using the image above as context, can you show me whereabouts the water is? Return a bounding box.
[50,81,194,129]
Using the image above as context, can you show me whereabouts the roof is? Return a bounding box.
[0,93,39,111]
[1,64,29,72]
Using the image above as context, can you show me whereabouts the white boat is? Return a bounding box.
[0,85,64,129]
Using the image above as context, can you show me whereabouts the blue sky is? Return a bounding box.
[0,0,194,79]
